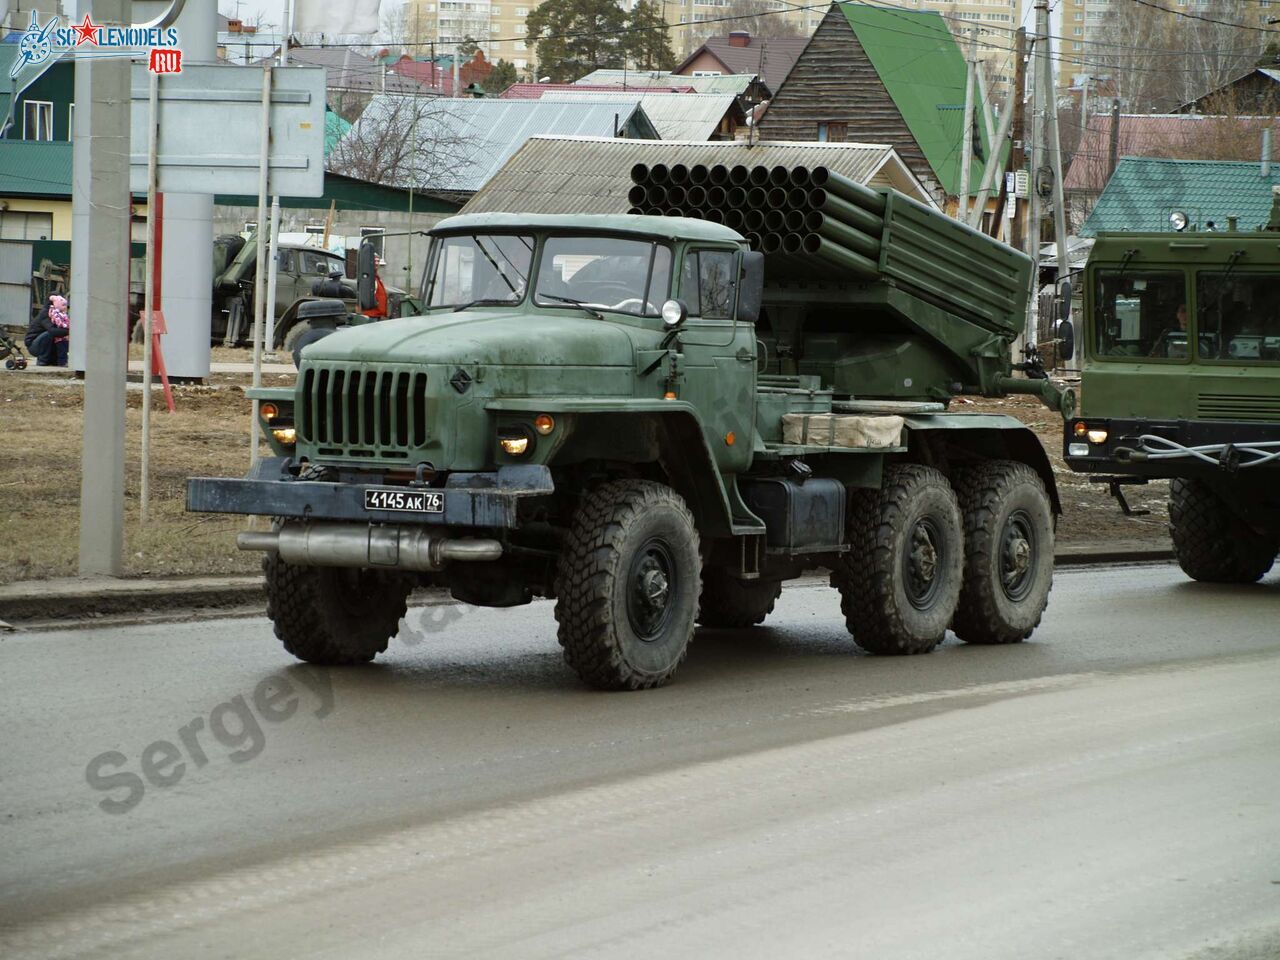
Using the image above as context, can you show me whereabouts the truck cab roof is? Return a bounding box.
[431,212,745,245]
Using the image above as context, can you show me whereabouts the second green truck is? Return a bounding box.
[188,164,1072,690]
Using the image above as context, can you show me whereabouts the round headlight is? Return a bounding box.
[1169,210,1188,232]
[661,299,687,328]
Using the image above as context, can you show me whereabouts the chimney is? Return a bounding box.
[1263,127,1273,179]
[728,30,751,47]
[228,18,242,33]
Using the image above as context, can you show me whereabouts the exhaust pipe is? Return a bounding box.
[238,522,503,572]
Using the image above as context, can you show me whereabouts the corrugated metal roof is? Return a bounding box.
[573,69,755,98]
[462,136,931,215]
[0,140,73,196]
[542,92,740,142]
[502,82,697,99]
[1081,157,1280,236]
[339,97,658,193]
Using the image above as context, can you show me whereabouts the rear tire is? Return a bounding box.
[264,553,412,664]
[554,480,701,690]
[697,570,781,628]
[1168,478,1276,583]
[834,464,963,655]
[951,461,1054,645]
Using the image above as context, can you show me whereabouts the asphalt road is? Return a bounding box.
[3,563,1280,960]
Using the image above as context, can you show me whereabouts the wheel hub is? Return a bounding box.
[627,540,677,641]
[999,511,1037,601]
[904,518,944,610]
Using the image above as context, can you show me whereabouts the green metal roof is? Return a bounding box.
[1082,157,1280,236]
[839,2,994,196]
[325,107,352,157]
[0,140,72,196]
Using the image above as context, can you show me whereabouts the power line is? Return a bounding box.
[1127,0,1280,33]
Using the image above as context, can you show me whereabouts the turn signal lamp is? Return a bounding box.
[534,414,555,436]
[1086,428,1109,445]
[260,402,280,421]
[1073,421,1088,438]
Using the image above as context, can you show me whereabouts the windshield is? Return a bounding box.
[1196,272,1280,362]
[426,234,534,308]
[534,237,672,317]
[1094,270,1187,360]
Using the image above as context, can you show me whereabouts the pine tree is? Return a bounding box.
[526,0,627,83]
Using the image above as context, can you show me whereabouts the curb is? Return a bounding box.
[0,545,1174,627]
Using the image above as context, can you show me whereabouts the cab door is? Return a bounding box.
[674,246,756,474]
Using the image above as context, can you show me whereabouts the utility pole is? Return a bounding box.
[1026,11,1044,348]
[1008,27,1027,249]
[1040,1,1071,332]
[1108,98,1121,179]
[73,0,131,575]
[957,27,977,222]
[1080,74,1091,136]
[264,0,294,356]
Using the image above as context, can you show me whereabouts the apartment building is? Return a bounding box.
[402,0,536,71]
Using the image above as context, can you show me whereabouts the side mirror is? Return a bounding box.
[737,250,765,325]
[357,241,377,311]
[1057,319,1075,362]
[661,299,688,328]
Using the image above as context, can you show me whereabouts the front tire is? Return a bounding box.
[834,464,963,655]
[951,461,1054,645]
[697,570,781,628]
[264,553,412,664]
[555,480,701,690]
[1168,478,1276,583]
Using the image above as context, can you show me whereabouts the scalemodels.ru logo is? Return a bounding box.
[9,9,183,79]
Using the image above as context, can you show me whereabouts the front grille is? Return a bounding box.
[1196,393,1280,423]
[300,364,428,457]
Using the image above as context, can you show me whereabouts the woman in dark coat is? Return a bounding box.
[24,295,68,366]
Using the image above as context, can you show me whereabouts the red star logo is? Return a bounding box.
[72,14,100,46]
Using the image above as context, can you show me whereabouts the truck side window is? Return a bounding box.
[1094,271,1186,360]
[1196,273,1280,362]
[681,249,736,319]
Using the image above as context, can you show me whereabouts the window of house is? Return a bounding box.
[1072,42,1082,50]
[816,121,847,143]
[1073,26,1083,34]
[244,221,258,234]
[0,211,53,240]
[692,70,722,77]
[304,224,326,236]
[516,6,528,13]
[23,101,53,141]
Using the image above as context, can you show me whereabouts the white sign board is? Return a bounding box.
[129,62,326,197]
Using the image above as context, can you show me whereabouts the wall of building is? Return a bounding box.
[403,0,537,73]
[1,197,73,240]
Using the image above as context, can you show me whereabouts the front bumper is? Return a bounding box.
[186,460,554,529]
[1064,418,1280,477]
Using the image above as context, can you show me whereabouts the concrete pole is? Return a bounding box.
[73,0,131,576]
[1042,9,1071,325]
[145,0,216,380]
[250,63,271,468]
[957,27,977,222]
[1026,23,1043,349]
[141,70,159,524]
[968,96,1016,231]
[263,0,292,355]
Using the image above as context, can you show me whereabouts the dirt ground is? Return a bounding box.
[0,369,1167,585]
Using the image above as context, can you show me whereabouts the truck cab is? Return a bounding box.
[1064,190,1280,582]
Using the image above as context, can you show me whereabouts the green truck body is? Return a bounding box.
[189,167,1069,690]
[1064,187,1280,582]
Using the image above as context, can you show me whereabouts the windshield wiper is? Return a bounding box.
[452,298,513,312]
[539,293,604,320]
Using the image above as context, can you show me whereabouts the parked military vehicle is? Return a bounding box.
[213,238,407,355]
[188,163,1072,690]
[1064,186,1280,584]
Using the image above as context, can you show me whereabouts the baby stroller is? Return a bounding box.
[1,329,28,370]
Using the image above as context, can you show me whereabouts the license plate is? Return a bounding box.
[364,488,444,514]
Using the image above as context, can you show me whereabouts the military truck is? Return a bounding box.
[1064,186,1280,584]
[187,164,1072,690]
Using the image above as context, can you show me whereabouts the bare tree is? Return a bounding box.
[328,95,479,194]
[1091,0,1269,112]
